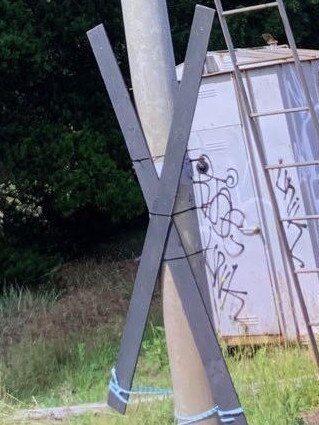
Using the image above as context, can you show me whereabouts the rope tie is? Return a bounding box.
[109,368,173,404]
[176,406,244,424]
[109,368,243,423]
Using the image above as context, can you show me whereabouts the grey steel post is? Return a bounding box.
[120,1,217,423]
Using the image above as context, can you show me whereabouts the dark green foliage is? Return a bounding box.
[168,0,319,62]
[0,0,144,284]
[1,0,319,284]
[0,241,61,283]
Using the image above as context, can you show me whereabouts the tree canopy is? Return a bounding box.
[1,0,319,283]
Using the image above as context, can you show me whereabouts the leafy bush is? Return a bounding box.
[0,0,145,284]
[0,124,144,284]
[0,241,61,284]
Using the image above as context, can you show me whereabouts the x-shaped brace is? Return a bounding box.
[87,5,247,424]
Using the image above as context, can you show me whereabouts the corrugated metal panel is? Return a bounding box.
[176,46,319,80]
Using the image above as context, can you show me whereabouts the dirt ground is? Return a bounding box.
[302,411,319,425]
[303,411,319,424]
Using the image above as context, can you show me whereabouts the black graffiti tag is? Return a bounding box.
[275,160,306,268]
[192,155,247,320]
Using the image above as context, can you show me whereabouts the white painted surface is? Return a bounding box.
[189,74,280,337]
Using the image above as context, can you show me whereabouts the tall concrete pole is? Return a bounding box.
[120,1,217,423]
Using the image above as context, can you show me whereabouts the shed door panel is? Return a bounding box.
[189,124,280,337]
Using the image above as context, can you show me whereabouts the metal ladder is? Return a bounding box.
[213,0,319,369]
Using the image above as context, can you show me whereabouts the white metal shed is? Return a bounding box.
[177,45,319,343]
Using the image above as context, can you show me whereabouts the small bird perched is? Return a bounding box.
[262,33,279,47]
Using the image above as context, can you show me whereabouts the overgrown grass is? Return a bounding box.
[1,265,319,424]
[0,285,60,363]
[228,345,319,424]
[2,329,319,424]
[0,322,173,424]
[0,286,59,315]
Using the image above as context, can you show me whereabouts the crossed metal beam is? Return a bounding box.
[87,5,247,424]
